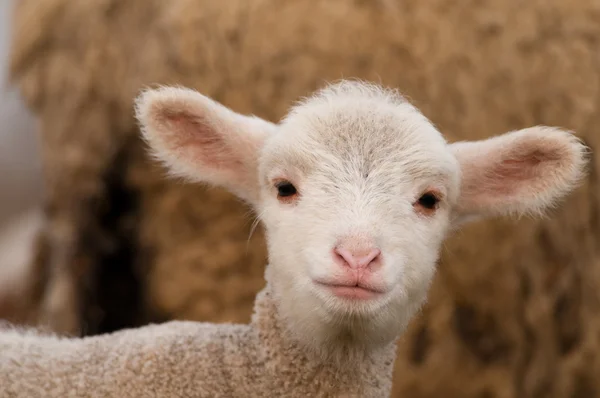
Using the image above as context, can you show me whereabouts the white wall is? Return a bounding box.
[0,0,42,226]
[0,0,43,294]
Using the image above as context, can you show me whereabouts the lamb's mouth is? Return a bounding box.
[314,281,386,300]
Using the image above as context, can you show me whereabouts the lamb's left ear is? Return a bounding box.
[450,126,588,224]
[134,87,275,205]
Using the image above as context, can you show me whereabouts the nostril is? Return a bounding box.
[359,248,381,268]
[333,247,355,268]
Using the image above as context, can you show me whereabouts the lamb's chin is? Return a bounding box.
[314,290,395,322]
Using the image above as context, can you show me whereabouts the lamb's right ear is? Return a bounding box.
[135,87,275,205]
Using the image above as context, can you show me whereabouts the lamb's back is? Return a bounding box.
[0,320,257,398]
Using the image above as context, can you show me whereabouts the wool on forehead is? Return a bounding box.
[281,80,447,145]
[268,81,455,182]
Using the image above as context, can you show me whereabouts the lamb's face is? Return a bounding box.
[257,90,460,344]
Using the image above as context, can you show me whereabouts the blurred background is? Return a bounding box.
[0,0,598,397]
[0,1,41,223]
[0,0,43,314]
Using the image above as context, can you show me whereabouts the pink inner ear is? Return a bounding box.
[490,150,548,194]
[161,110,244,171]
[460,144,566,209]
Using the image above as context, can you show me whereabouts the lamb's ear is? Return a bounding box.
[450,126,588,225]
[134,87,275,205]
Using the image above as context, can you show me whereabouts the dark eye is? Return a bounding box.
[418,193,439,209]
[275,181,298,198]
[414,191,441,215]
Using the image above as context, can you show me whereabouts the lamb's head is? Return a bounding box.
[135,81,587,352]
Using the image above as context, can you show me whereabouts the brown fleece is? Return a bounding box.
[0,287,395,398]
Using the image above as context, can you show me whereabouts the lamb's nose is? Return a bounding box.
[334,246,381,270]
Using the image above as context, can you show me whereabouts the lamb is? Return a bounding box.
[0,80,587,397]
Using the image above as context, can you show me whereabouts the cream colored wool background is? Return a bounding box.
[2,0,600,397]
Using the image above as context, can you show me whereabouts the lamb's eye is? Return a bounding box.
[275,181,297,198]
[414,191,440,215]
[418,193,439,209]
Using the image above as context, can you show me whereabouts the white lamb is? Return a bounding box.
[0,81,587,397]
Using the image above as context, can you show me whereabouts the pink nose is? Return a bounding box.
[334,246,381,269]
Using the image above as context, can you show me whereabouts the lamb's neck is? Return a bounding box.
[250,286,397,396]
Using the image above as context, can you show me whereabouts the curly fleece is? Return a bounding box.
[0,288,395,398]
